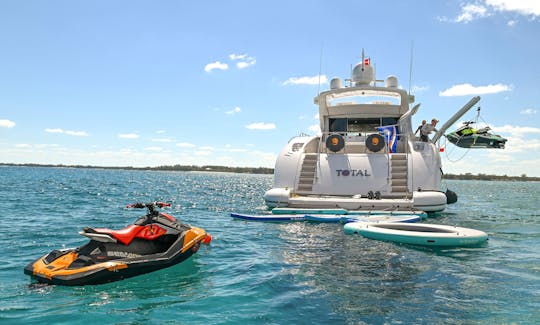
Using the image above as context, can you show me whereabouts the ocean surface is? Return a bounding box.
[0,166,539,324]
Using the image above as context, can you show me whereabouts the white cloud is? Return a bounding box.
[204,61,228,73]
[195,150,212,156]
[246,122,276,130]
[45,128,89,136]
[520,108,537,115]
[486,0,540,17]
[283,75,328,86]
[229,54,247,61]
[491,124,540,135]
[229,53,256,69]
[176,142,196,148]
[65,130,89,136]
[45,128,63,133]
[118,133,139,139]
[156,130,166,134]
[0,119,15,128]
[226,106,241,115]
[237,60,255,69]
[15,143,32,148]
[199,146,214,151]
[456,4,489,23]
[439,83,511,96]
[446,1,539,24]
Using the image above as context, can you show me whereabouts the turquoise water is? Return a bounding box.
[1,166,539,324]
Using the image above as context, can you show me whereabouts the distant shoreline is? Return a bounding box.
[1,163,539,181]
[0,163,274,175]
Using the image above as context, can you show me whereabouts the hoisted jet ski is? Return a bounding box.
[431,99,507,149]
[446,121,507,149]
[24,202,211,286]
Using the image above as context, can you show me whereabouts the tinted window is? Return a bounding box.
[329,118,347,132]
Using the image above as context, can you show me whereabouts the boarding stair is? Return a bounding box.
[389,154,409,198]
[296,154,317,193]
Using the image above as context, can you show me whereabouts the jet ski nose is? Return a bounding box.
[202,234,212,245]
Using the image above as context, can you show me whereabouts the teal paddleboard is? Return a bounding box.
[344,222,488,247]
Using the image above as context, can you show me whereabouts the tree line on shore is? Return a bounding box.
[1,163,539,181]
[0,163,273,175]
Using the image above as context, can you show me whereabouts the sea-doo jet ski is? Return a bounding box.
[446,121,507,149]
[24,202,211,286]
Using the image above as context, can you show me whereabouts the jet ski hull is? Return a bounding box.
[447,132,507,149]
[24,226,207,286]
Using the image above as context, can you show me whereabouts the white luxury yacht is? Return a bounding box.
[264,53,479,213]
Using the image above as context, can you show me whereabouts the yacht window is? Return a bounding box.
[382,117,398,126]
[348,118,379,133]
[329,118,347,132]
[291,143,304,152]
[328,117,400,134]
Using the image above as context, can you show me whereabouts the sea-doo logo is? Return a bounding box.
[107,251,142,258]
[336,169,371,176]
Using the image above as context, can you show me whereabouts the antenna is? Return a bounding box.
[317,45,323,96]
[408,41,414,96]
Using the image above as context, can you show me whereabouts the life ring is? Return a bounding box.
[366,134,385,152]
[326,134,345,152]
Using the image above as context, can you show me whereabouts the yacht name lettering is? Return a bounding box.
[336,169,371,176]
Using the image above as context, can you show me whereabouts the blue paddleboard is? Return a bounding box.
[271,208,348,215]
[305,214,421,224]
[230,213,306,222]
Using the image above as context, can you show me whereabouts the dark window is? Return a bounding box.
[382,117,398,126]
[328,117,400,135]
[329,118,347,132]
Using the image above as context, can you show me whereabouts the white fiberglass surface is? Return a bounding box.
[327,89,401,106]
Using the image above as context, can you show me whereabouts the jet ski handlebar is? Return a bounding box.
[126,202,171,217]
[126,202,171,209]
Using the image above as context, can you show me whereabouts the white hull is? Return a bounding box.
[265,188,446,212]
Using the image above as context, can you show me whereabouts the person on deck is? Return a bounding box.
[415,120,426,138]
[420,118,439,142]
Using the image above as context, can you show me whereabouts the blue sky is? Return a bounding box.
[1,1,539,176]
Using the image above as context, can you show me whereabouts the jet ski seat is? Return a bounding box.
[82,225,141,245]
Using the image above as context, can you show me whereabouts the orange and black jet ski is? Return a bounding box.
[24,202,211,286]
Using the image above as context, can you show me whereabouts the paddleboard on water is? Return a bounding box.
[230,213,306,222]
[344,222,488,247]
[346,210,429,219]
[271,208,348,215]
[305,214,421,224]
